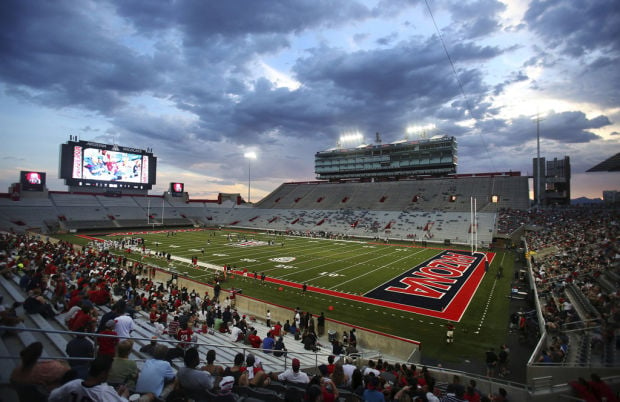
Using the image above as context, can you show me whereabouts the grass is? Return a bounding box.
[60,227,515,364]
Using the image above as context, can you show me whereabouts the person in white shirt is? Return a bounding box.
[341,359,357,386]
[275,358,309,384]
[48,355,131,402]
[362,360,381,377]
[114,313,134,340]
[229,325,243,342]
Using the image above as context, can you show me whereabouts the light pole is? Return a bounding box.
[244,151,256,203]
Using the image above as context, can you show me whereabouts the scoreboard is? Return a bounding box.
[59,140,157,190]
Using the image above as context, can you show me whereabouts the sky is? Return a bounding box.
[0,0,618,201]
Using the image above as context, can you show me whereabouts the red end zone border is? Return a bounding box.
[234,249,495,322]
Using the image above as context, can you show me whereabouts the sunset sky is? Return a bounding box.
[1,0,618,200]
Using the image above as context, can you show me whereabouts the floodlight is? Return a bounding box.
[244,151,257,159]
[406,124,436,135]
[339,132,363,144]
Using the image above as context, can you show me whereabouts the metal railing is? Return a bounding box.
[0,325,332,372]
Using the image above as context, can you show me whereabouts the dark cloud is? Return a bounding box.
[113,0,372,41]
[0,1,161,113]
[523,1,620,107]
[525,0,620,57]
[294,40,500,105]
[376,33,399,46]
[445,0,506,39]
[471,111,608,150]
[0,0,617,198]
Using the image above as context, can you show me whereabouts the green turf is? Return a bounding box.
[67,228,515,363]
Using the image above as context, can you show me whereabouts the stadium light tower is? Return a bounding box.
[406,123,436,139]
[339,132,363,148]
[244,151,257,203]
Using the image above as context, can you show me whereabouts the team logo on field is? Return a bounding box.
[270,257,296,263]
[364,250,485,312]
[228,240,269,247]
[275,264,296,269]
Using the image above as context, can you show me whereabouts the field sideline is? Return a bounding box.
[70,227,516,364]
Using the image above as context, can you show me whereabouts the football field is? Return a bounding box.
[78,227,515,362]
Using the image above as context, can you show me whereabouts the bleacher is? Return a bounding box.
[0,261,536,401]
[0,271,336,401]
[255,177,528,213]
[524,207,620,376]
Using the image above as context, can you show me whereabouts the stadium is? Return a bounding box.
[0,135,618,402]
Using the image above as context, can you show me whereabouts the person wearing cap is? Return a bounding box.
[275,358,309,384]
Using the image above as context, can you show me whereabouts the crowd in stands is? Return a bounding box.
[2,221,619,401]
[517,207,619,363]
[0,233,485,401]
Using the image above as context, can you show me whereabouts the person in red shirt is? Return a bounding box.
[88,285,110,306]
[158,310,168,327]
[68,305,96,333]
[248,329,262,349]
[272,321,282,337]
[44,262,58,276]
[588,374,618,402]
[327,355,336,375]
[149,307,159,325]
[97,320,119,357]
[177,323,194,350]
[67,291,83,310]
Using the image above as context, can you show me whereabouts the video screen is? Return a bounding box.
[171,182,184,193]
[60,141,157,189]
[20,171,46,191]
[80,148,146,183]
